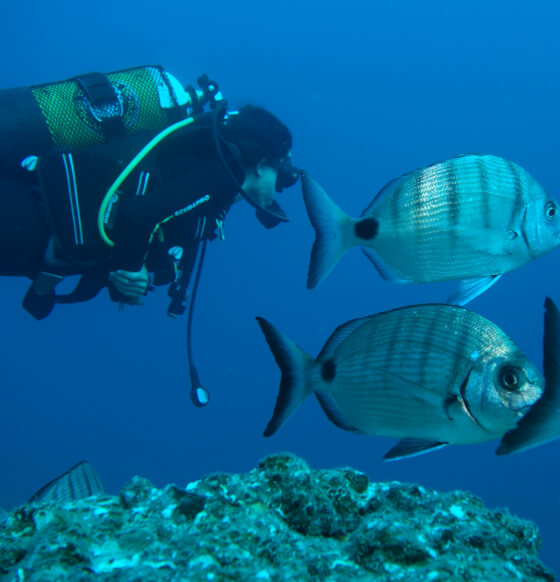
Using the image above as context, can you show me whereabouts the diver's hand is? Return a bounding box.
[108,265,150,305]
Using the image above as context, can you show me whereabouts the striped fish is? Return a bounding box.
[303,154,560,305]
[258,304,544,460]
[28,461,104,503]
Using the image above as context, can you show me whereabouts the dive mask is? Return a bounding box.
[254,156,301,229]
[272,155,301,192]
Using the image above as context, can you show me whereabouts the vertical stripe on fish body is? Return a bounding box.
[28,461,104,503]
[310,304,542,444]
[366,154,559,282]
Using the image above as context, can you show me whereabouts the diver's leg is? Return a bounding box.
[0,178,50,276]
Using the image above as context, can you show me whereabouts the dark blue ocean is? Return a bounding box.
[2,0,559,575]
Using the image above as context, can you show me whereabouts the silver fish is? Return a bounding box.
[497,297,560,455]
[28,461,104,503]
[0,462,103,522]
[302,154,560,305]
[258,304,543,460]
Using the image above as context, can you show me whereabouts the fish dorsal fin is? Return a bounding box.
[314,391,363,434]
[497,297,560,455]
[383,438,448,461]
[361,249,414,283]
[446,274,502,306]
[29,461,104,503]
[317,316,372,360]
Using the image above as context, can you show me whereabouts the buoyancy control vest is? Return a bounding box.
[1,65,223,265]
[0,66,225,315]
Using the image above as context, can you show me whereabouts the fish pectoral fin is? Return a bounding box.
[361,248,414,283]
[446,274,502,306]
[383,438,448,461]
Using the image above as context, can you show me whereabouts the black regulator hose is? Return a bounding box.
[186,239,210,407]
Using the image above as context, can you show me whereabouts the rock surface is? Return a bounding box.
[0,453,554,581]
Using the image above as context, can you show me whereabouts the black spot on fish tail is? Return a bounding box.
[321,358,336,382]
[355,217,379,240]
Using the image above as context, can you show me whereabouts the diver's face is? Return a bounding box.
[242,161,279,210]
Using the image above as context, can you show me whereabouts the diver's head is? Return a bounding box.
[222,105,300,227]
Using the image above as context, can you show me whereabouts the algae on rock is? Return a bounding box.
[0,453,554,581]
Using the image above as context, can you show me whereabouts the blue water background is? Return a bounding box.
[1,0,559,574]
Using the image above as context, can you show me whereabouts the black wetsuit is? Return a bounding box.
[112,153,241,273]
[0,121,244,306]
[0,176,51,276]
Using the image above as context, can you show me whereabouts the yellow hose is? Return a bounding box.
[97,116,196,247]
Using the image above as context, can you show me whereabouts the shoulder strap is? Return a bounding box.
[37,149,121,263]
[75,72,126,140]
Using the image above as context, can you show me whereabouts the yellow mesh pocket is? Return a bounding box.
[32,80,104,148]
[107,67,169,133]
[31,66,171,149]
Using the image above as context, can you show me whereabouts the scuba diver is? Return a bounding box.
[0,65,300,406]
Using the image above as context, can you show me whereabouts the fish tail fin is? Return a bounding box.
[302,172,357,289]
[257,317,315,436]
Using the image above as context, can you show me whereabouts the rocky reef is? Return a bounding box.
[0,453,554,581]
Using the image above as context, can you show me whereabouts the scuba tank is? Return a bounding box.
[0,65,222,181]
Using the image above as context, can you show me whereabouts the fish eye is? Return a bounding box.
[498,365,521,391]
[545,201,557,221]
